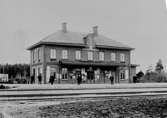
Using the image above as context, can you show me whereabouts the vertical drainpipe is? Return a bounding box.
[58,61,61,84]
[128,51,131,83]
[58,64,61,84]
[129,64,131,83]
[43,45,47,84]
[30,50,32,84]
[116,67,119,83]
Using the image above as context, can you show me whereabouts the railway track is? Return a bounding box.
[1,87,167,101]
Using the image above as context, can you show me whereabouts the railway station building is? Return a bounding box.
[27,23,137,84]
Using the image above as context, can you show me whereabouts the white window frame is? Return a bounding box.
[120,71,125,80]
[111,53,116,61]
[50,49,56,59]
[75,50,81,60]
[99,52,104,61]
[62,50,68,59]
[120,53,125,62]
[88,51,93,60]
[125,69,129,80]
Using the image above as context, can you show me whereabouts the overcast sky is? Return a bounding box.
[0,0,167,72]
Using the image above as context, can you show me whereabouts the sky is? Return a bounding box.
[0,0,167,72]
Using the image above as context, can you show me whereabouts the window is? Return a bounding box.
[50,49,56,59]
[34,49,36,62]
[37,48,41,62]
[75,50,81,60]
[111,53,116,61]
[125,69,129,80]
[32,49,38,63]
[35,48,38,62]
[120,71,125,80]
[32,50,35,63]
[120,70,128,80]
[88,51,93,60]
[37,67,42,76]
[99,52,104,61]
[62,50,68,59]
[120,53,125,62]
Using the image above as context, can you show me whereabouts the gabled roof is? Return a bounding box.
[41,30,86,44]
[27,30,134,50]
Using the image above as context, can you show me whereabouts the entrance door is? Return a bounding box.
[32,68,36,83]
[33,68,35,76]
[87,67,94,83]
[46,66,50,83]
[62,68,68,79]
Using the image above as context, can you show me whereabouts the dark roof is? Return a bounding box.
[27,30,134,50]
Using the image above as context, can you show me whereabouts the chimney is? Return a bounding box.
[62,22,67,33]
[92,26,98,36]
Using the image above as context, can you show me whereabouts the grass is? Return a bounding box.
[8,96,167,118]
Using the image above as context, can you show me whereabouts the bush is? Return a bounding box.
[0,84,7,89]
[37,96,167,118]
[142,72,167,82]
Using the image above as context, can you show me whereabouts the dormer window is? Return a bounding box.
[83,33,96,50]
[89,38,93,50]
[83,37,88,45]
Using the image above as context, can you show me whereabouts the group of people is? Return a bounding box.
[76,72,115,85]
[108,73,114,84]
[30,73,55,85]
[30,72,115,85]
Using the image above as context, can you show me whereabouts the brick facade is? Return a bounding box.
[28,23,137,84]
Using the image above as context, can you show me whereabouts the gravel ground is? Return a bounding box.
[6,96,167,118]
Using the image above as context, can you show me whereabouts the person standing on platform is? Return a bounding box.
[31,74,35,84]
[109,72,114,84]
[49,73,55,85]
[77,73,82,85]
[38,73,42,84]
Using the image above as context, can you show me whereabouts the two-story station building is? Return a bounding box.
[27,23,137,84]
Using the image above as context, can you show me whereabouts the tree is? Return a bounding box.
[155,59,164,73]
[136,70,144,78]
